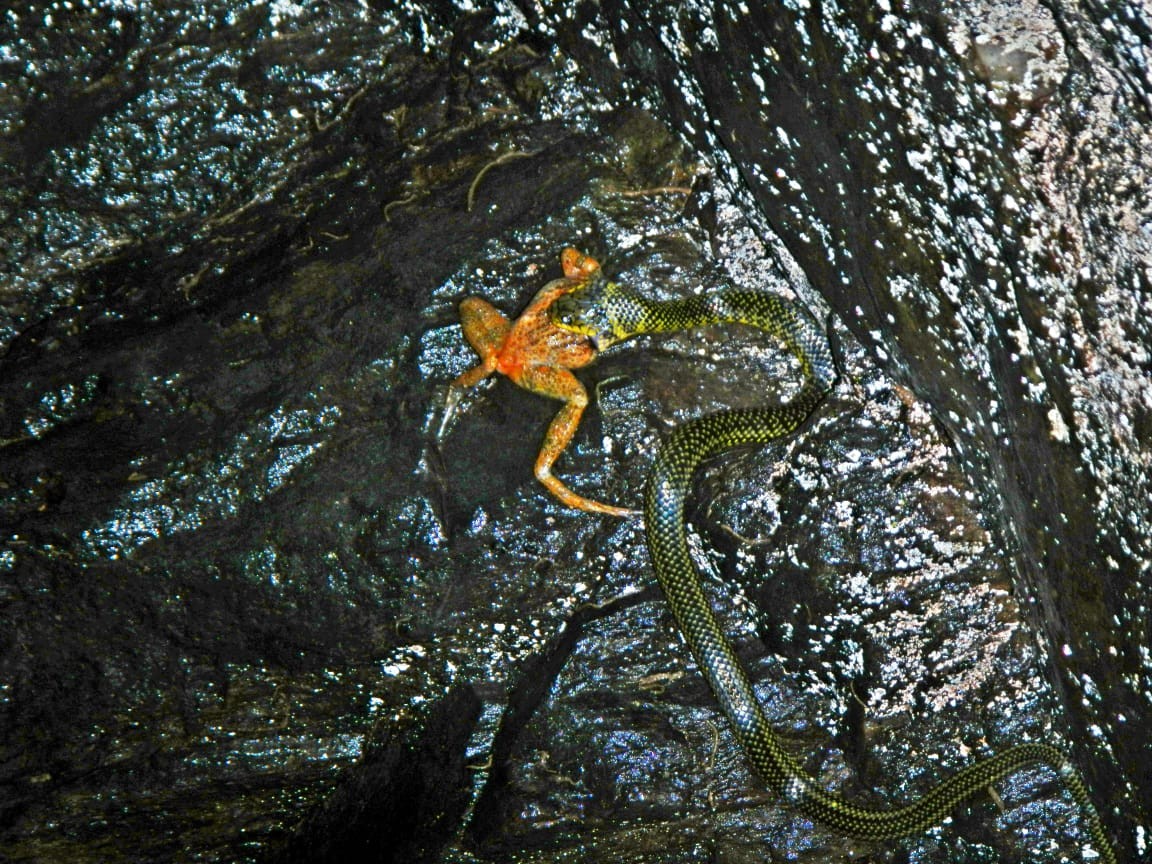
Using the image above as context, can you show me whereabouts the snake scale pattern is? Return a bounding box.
[550,266,1115,861]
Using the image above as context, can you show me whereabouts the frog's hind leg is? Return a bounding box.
[517,364,636,517]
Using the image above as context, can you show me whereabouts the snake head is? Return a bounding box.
[550,272,624,349]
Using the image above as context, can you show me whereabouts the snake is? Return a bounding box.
[549,266,1116,861]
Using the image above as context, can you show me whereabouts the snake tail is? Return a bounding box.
[645,402,1114,857]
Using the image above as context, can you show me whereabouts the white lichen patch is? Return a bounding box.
[954,0,1068,104]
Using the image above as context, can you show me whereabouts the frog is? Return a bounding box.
[442,248,635,517]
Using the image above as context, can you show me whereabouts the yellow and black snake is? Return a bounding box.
[549,265,1116,861]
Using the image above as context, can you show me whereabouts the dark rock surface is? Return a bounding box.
[1,2,1146,863]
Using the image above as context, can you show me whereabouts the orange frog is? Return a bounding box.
[443,248,635,517]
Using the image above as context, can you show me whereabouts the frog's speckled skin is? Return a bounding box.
[446,249,634,517]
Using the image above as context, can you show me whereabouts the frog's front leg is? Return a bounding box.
[442,297,513,440]
[517,364,637,517]
[454,297,513,388]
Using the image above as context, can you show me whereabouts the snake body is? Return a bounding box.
[550,269,1115,860]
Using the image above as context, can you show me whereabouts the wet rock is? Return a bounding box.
[269,684,481,864]
[1,2,1146,863]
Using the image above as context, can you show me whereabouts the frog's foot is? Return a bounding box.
[536,470,639,518]
[439,361,496,442]
[437,384,464,442]
[560,247,601,280]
